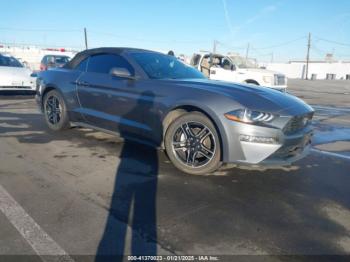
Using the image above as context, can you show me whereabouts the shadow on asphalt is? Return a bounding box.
[1,97,350,256]
[95,91,160,261]
[0,91,36,97]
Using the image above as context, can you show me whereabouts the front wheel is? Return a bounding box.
[165,112,221,175]
[43,90,70,131]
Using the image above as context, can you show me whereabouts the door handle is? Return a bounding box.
[76,81,90,87]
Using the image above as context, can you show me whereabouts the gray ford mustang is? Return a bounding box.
[36,48,314,175]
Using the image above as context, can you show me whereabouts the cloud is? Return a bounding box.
[222,0,235,36]
[245,5,277,24]
[221,2,278,37]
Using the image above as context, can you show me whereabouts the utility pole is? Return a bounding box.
[245,43,250,61]
[305,32,311,80]
[270,52,274,63]
[210,40,218,68]
[213,40,218,54]
[84,28,88,50]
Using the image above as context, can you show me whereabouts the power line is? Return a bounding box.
[251,36,307,50]
[88,30,205,44]
[0,40,82,49]
[311,44,350,59]
[250,46,273,57]
[314,36,350,47]
[0,27,81,33]
[310,44,329,55]
[215,41,246,51]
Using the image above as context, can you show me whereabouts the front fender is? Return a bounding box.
[166,100,231,162]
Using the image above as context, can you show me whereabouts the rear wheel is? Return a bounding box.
[43,90,70,131]
[165,112,221,175]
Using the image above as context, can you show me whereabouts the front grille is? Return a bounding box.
[274,74,286,86]
[283,112,313,134]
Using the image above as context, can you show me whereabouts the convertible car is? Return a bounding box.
[36,48,314,175]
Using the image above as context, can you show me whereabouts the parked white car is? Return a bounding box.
[0,54,36,91]
[191,53,287,91]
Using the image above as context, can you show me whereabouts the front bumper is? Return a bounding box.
[260,130,313,165]
[0,76,36,91]
[225,120,313,165]
[0,84,36,91]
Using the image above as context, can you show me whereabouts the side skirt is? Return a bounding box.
[70,121,162,149]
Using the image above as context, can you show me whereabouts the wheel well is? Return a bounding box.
[245,79,260,85]
[162,105,223,160]
[40,86,56,111]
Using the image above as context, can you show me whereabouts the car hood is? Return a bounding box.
[0,66,32,76]
[170,78,313,116]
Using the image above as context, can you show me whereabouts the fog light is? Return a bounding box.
[239,134,278,144]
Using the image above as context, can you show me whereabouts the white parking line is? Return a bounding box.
[311,148,350,161]
[0,184,74,262]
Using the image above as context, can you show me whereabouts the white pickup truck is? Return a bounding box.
[191,53,287,91]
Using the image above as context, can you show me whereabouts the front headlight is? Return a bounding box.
[263,75,273,83]
[224,109,277,124]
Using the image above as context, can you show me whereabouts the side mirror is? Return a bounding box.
[110,67,135,79]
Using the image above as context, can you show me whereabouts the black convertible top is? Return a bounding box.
[65,47,157,69]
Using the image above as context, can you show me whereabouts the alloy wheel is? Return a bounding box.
[171,121,216,168]
[45,95,62,125]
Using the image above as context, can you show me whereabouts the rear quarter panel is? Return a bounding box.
[38,68,83,122]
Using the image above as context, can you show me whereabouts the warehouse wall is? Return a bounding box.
[262,62,350,80]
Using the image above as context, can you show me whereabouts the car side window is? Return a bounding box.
[87,54,134,75]
[75,58,89,72]
[190,54,201,67]
[222,58,233,70]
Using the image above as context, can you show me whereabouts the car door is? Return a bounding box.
[76,53,144,137]
[209,57,238,82]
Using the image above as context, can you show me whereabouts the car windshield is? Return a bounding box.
[130,52,205,79]
[54,56,70,64]
[229,56,256,69]
[0,55,23,67]
[46,56,70,64]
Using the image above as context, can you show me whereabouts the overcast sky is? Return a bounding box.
[1,0,350,62]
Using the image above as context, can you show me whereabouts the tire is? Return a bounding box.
[165,112,221,175]
[43,90,70,131]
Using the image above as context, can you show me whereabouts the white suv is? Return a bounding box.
[191,53,287,91]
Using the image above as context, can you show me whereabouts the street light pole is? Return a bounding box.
[84,28,88,50]
[245,43,250,61]
[305,32,311,80]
